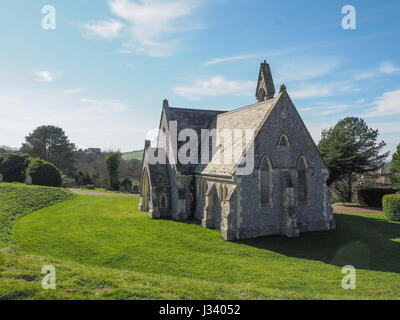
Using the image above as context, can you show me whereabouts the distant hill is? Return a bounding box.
[0,145,18,153]
[122,150,143,161]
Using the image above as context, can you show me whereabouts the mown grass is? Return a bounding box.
[0,183,75,246]
[1,183,400,299]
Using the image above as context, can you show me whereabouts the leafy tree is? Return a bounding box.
[318,117,389,202]
[389,144,400,184]
[21,125,76,174]
[26,158,62,187]
[105,152,122,190]
[0,153,30,182]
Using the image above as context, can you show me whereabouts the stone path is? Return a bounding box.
[67,188,139,197]
[332,204,382,215]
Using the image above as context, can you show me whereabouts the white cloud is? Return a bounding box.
[274,56,342,83]
[173,76,256,101]
[0,89,148,152]
[35,71,54,83]
[290,84,334,99]
[87,0,200,57]
[62,88,86,95]
[299,104,351,116]
[367,89,400,117]
[379,61,400,74]
[81,97,130,112]
[202,54,257,67]
[81,19,124,39]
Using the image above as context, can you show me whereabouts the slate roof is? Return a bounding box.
[145,148,170,188]
[200,96,279,176]
[162,94,280,177]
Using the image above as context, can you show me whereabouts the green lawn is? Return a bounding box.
[1,183,400,299]
[121,150,143,161]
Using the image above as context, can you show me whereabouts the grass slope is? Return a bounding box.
[121,150,143,161]
[0,183,75,246]
[8,194,400,299]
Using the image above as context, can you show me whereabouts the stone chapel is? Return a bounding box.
[139,60,336,240]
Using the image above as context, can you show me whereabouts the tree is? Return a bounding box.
[318,117,389,202]
[26,158,62,187]
[21,125,76,174]
[389,144,400,184]
[105,152,122,190]
[0,153,30,182]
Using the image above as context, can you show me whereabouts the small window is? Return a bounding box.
[278,134,289,147]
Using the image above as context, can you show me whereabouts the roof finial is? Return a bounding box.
[163,99,169,109]
[279,84,287,93]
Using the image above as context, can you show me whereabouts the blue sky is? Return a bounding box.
[0,0,399,155]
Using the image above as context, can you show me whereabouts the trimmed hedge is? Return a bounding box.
[0,153,30,183]
[26,159,62,187]
[383,194,400,222]
[357,187,400,208]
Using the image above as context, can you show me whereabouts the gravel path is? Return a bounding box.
[332,204,382,214]
[67,188,139,197]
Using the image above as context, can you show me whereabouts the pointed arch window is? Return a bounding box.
[223,185,228,204]
[297,156,309,205]
[160,194,167,208]
[260,156,273,207]
[278,134,290,148]
[219,184,224,202]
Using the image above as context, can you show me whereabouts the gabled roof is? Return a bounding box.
[199,95,280,176]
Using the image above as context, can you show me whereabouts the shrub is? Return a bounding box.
[383,195,400,222]
[0,153,30,183]
[26,159,62,187]
[357,187,400,208]
[85,184,96,190]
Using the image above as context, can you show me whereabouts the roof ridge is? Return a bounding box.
[217,97,277,118]
[169,106,225,113]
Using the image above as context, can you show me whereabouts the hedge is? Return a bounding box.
[26,158,62,187]
[357,187,400,208]
[0,153,30,182]
[382,195,400,222]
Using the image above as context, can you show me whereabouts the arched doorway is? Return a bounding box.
[141,167,150,211]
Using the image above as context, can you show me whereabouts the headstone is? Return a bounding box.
[26,175,33,185]
[0,173,3,183]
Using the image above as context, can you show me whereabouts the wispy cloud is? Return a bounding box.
[379,61,400,74]
[173,76,255,101]
[81,19,124,39]
[62,88,86,95]
[274,56,343,83]
[202,54,257,67]
[82,0,201,57]
[367,89,400,117]
[81,97,130,112]
[299,104,351,116]
[35,71,54,83]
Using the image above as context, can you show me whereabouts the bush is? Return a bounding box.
[383,195,400,222]
[357,187,400,208]
[0,153,30,182]
[26,159,62,187]
[85,184,96,190]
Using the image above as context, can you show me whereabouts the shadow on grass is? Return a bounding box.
[239,214,400,274]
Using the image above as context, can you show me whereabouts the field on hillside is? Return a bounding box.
[122,150,143,161]
[1,183,400,299]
